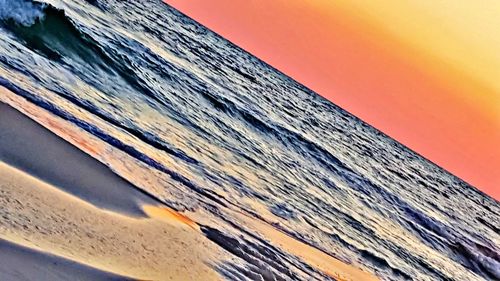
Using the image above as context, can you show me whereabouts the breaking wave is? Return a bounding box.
[0,0,46,27]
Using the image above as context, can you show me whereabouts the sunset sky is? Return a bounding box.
[165,0,500,200]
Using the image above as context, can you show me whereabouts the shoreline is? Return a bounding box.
[0,100,225,280]
[0,88,377,280]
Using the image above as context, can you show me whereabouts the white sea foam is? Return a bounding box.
[0,0,46,26]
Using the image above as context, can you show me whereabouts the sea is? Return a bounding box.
[0,0,498,280]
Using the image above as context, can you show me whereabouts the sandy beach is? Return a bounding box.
[1,0,498,279]
[0,88,377,280]
[0,238,132,281]
[0,102,224,280]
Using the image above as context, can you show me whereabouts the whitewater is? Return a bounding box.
[0,0,498,280]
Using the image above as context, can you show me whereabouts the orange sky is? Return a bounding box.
[164,0,500,200]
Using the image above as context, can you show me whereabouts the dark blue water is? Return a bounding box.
[0,1,498,280]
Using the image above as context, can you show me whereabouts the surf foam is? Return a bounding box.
[0,0,45,26]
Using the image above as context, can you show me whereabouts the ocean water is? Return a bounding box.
[0,0,498,280]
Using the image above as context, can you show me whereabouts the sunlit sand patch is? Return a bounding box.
[142,205,199,231]
[44,117,102,156]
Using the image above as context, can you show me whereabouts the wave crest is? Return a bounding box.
[0,0,46,26]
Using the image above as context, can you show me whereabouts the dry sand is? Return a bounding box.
[0,161,223,280]
[0,238,132,281]
[0,102,225,280]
